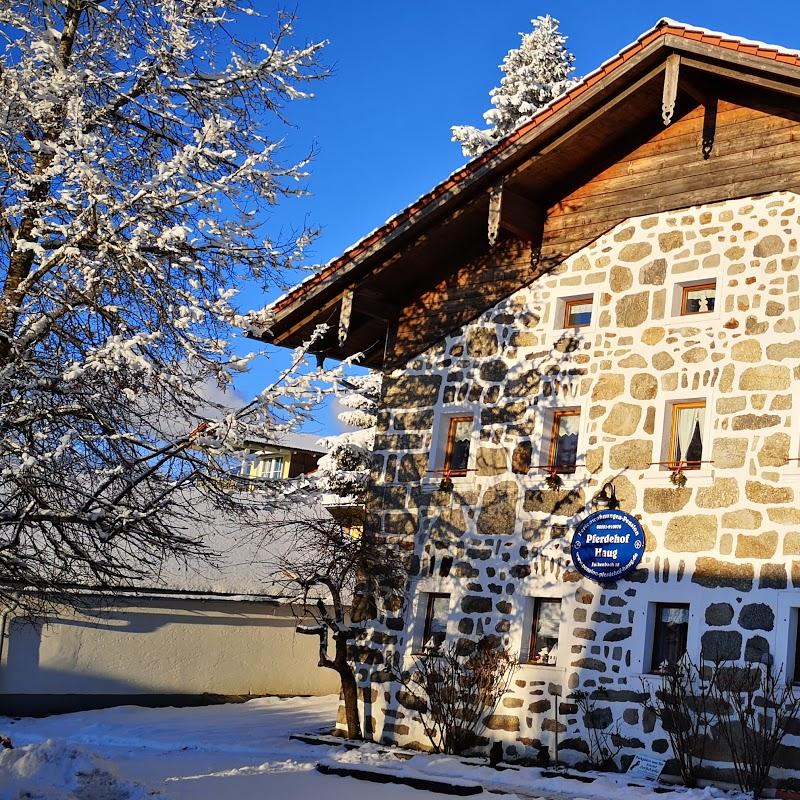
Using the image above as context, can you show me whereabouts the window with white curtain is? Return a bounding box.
[680,282,716,314]
[669,401,705,469]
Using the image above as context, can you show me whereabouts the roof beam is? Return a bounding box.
[680,55,800,99]
[507,60,670,184]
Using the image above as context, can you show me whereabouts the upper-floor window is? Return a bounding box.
[669,401,705,469]
[421,592,450,652]
[444,416,472,477]
[241,454,284,480]
[527,597,561,665]
[549,409,580,474]
[650,602,689,672]
[680,281,716,315]
[563,297,592,328]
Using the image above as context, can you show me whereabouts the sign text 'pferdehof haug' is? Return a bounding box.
[571,509,644,583]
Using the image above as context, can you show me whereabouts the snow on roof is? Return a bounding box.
[246,18,800,334]
[245,430,328,454]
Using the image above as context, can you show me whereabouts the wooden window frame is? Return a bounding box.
[443,415,472,477]
[421,592,450,652]
[668,400,705,470]
[548,408,580,474]
[650,602,690,673]
[562,297,592,329]
[793,610,800,685]
[528,597,561,664]
[680,281,716,315]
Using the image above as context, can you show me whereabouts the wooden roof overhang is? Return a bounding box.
[248,21,800,370]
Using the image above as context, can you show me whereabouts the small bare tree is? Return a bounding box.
[569,688,624,771]
[268,510,402,740]
[394,637,515,755]
[638,655,717,787]
[711,660,800,799]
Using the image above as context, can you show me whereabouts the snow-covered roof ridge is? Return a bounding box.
[247,19,800,331]
[654,18,800,58]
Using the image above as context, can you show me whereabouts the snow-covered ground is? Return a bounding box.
[0,695,745,800]
[0,695,485,799]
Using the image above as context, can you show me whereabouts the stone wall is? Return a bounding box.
[355,191,800,782]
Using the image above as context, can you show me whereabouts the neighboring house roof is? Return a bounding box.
[247,19,800,367]
[243,431,328,456]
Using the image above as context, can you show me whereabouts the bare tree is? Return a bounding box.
[394,637,515,755]
[638,655,716,787]
[268,510,403,740]
[711,660,800,799]
[0,1,330,612]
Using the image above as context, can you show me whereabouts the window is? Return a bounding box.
[240,453,284,480]
[444,416,472,477]
[421,593,450,652]
[668,401,705,469]
[562,297,592,328]
[528,598,561,664]
[650,603,689,672]
[548,409,580,474]
[794,620,800,684]
[680,282,716,315]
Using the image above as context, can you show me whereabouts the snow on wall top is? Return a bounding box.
[246,19,800,335]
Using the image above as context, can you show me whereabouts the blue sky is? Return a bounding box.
[233,1,800,431]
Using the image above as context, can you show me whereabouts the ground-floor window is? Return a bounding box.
[527,597,561,665]
[650,602,689,672]
[420,592,450,652]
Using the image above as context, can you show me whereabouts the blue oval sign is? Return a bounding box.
[571,510,645,583]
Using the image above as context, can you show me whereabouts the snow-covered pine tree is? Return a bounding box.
[452,15,577,157]
[0,1,330,613]
[315,372,381,504]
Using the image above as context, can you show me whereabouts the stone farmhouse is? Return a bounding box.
[254,19,800,782]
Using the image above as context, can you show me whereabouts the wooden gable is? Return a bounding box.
[251,24,800,370]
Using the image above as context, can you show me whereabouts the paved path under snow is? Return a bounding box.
[0,696,504,799]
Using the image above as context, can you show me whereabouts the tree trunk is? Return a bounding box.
[338,661,362,740]
[334,631,362,740]
[0,0,83,364]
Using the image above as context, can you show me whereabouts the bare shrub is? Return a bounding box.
[638,655,716,787]
[711,660,800,799]
[395,636,514,755]
[570,688,623,771]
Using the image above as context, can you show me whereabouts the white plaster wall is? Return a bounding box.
[0,597,340,698]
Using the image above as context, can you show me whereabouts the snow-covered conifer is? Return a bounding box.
[315,372,381,503]
[452,15,577,157]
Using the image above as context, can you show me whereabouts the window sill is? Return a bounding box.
[517,662,563,672]
[420,476,473,494]
[524,470,586,492]
[639,467,715,488]
[669,311,721,325]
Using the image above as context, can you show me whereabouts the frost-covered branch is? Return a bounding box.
[0,1,332,614]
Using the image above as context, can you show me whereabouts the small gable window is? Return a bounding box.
[680,281,716,315]
[563,297,592,328]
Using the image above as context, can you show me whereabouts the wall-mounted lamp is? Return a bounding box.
[594,481,620,510]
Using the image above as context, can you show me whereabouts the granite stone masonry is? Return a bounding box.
[351,192,800,775]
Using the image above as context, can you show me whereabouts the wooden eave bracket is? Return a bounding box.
[662,53,680,125]
[488,181,542,246]
[337,288,353,346]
